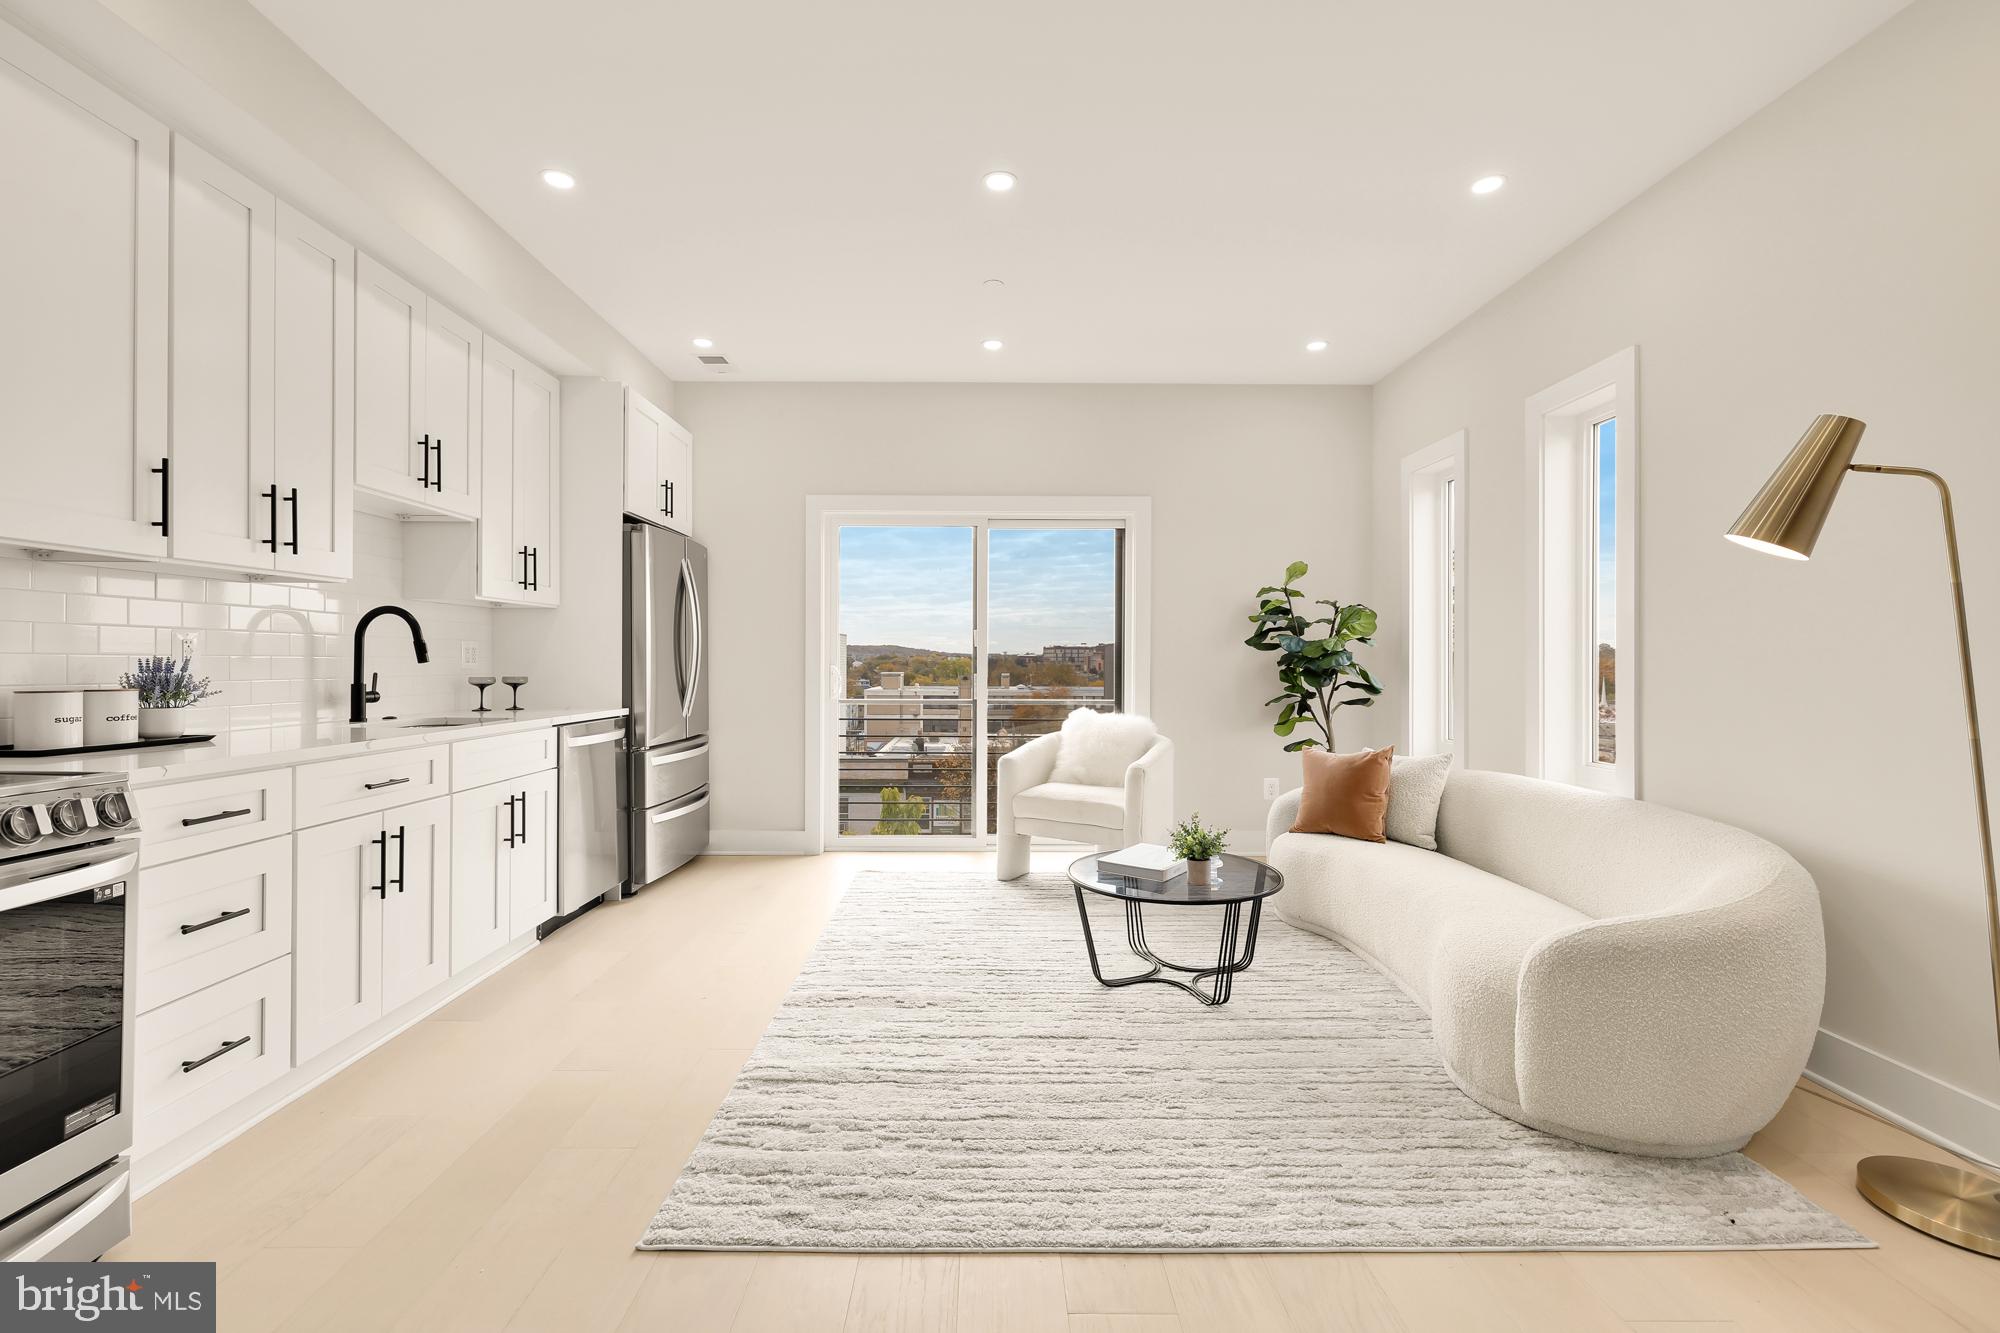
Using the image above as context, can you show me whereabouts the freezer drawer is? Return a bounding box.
[627,738,708,810]
[630,786,709,886]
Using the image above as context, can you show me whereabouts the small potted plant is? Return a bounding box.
[1170,813,1228,887]
[121,649,220,739]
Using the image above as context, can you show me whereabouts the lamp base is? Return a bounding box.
[1855,1154,2000,1257]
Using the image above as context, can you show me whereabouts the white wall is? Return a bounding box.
[0,514,494,745]
[673,383,1375,851]
[1368,0,2000,1155]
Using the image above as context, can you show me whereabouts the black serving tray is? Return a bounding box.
[0,734,217,758]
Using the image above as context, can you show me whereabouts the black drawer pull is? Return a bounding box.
[362,777,411,791]
[181,1035,251,1073]
[182,807,252,827]
[180,907,251,935]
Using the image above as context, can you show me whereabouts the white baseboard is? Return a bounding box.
[1806,1027,2000,1166]
[707,828,817,855]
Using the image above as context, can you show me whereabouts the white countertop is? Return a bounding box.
[1,706,627,786]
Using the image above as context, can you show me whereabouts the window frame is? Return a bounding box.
[1524,348,1637,797]
[1400,431,1468,764]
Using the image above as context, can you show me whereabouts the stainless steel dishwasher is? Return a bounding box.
[547,716,627,934]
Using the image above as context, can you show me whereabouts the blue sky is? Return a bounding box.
[839,526,1116,653]
[1596,417,1617,647]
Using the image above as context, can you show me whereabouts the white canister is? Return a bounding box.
[83,687,140,746]
[14,688,84,751]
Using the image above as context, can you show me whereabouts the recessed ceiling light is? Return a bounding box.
[1305,339,1328,352]
[691,337,714,349]
[982,277,1007,288]
[982,170,1017,193]
[540,168,576,191]
[981,339,1004,351]
[1470,174,1507,195]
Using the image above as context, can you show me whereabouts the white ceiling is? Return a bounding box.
[250,0,1905,385]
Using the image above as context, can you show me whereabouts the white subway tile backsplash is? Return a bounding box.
[33,624,97,654]
[66,595,129,625]
[0,513,496,732]
[0,590,65,621]
[31,564,97,593]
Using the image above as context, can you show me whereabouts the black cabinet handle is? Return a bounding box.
[150,457,171,536]
[515,791,528,847]
[529,547,539,591]
[392,825,406,893]
[519,545,531,590]
[418,433,431,487]
[666,480,674,516]
[362,777,410,791]
[262,485,279,552]
[503,792,517,848]
[284,487,300,554]
[660,479,669,515]
[180,1035,251,1074]
[432,439,444,491]
[180,906,250,935]
[371,832,387,898]
[182,806,251,828]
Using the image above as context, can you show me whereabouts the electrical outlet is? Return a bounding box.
[461,641,480,667]
[1262,777,1281,800]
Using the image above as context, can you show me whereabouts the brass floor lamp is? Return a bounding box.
[1727,413,2000,1257]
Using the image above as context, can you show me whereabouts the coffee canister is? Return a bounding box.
[83,686,140,746]
[14,687,84,751]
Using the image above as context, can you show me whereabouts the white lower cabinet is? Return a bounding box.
[293,795,451,1063]
[450,769,555,972]
[132,956,291,1156]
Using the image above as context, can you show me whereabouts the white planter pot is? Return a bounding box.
[1187,858,1217,887]
[138,706,189,739]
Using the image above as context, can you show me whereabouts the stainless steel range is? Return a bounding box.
[0,770,140,1262]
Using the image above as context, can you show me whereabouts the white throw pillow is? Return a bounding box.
[1048,710,1158,788]
[1386,751,1451,851]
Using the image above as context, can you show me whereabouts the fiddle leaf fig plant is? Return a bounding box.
[1243,561,1383,752]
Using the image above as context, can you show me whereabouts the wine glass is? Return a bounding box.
[502,676,529,711]
[467,676,496,713]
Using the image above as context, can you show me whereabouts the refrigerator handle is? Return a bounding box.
[681,555,703,722]
[672,558,690,713]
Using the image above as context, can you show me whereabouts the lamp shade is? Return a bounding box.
[1724,414,1868,559]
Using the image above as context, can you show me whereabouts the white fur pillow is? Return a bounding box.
[1048,710,1158,788]
[1386,751,1452,850]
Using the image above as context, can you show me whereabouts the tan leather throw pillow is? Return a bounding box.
[1291,745,1394,842]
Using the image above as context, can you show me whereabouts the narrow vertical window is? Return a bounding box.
[1401,433,1466,761]
[1590,417,1617,766]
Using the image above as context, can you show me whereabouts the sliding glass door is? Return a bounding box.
[829,516,1127,847]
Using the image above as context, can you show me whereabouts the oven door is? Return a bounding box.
[0,841,137,1225]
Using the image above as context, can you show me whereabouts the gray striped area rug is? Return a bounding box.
[639,871,1866,1252]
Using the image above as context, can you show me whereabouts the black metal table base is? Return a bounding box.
[1071,888,1265,1006]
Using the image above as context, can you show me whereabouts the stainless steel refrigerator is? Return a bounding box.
[620,521,709,892]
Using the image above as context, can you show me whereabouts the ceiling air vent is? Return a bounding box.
[697,354,730,366]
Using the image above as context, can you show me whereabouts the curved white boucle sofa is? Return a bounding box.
[1266,769,1825,1157]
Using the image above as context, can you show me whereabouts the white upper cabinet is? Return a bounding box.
[424,299,482,518]
[355,255,427,505]
[355,252,482,519]
[170,138,355,579]
[622,388,694,536]
[0,22,169,559]
[170,138,276,571]
[273,203,354,580]
[478,338,560,605]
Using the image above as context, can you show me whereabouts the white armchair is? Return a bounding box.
[996,730,1174,880]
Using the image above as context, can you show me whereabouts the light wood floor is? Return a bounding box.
[112,851,2000,1332]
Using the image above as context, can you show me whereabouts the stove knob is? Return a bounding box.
[48,798,88,836]
[95,792,133,829]
[0,806,38,846]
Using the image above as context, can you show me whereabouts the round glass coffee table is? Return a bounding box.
[1067,852,1284,1006]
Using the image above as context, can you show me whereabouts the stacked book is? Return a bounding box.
[1098,843,1187,882]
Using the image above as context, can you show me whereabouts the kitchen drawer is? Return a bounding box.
[133,956,291,1156]
[136,838,293,1014]
[629,738,707,809]
[295,744,448,827]
[134,767,292,866]
[630,785,709,887]
[451,726,557,791]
